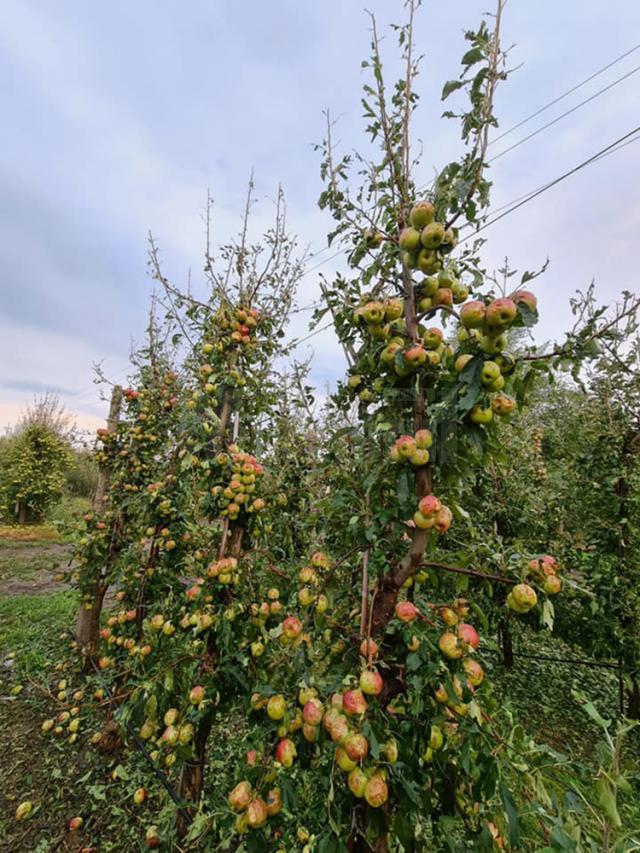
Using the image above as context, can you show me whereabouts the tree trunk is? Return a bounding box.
[628,674,640,720]
[74,385,122,654]
[17,502,27,524]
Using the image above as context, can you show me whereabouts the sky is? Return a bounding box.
[1,0,639,432]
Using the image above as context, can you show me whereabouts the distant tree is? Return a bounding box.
[17,390,76,441]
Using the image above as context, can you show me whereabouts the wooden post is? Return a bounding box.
[75,385,123,654]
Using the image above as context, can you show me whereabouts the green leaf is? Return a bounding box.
[441,79,465,100]
[499,783,519,847]
[461,47,483,66]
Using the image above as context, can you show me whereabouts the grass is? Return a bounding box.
[0,524,63,546]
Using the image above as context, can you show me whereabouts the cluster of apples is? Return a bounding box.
[389,428,433,467]
[398,200,457,274]
[228,780,282,831]
[40,679,87,745]
[415,267,468,313]
[454,352,519,424]
[527,554,562,596]
[413,494,453,534]
[210,446,265,521]
[212,305,260,349]
[99,609,153,660]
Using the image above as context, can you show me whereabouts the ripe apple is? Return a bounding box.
[434,505,453,533]
[133,788,147,805]
[511,290,538,311]
[298,686,318,705]
[359,638,379,659]
[344,732,369,762]
[282,615,303,640]
[508,583,538,613]
[492,393,516,416]
[463,659,484,686]
[433,288,453,307]
[267,695,287,720]
[459,300,486,329]
[348,768,368,798]
[261,788,281,818]
[164,708,179,726]
[404,345,427,367]
[478,332,507,354]
[457,623,480,650]
[451,281,469,303]
[302,722,319,742]
[418,494,442,516]
[68,817,83,831]
[396,435,417,459]
[395,601,419,622]
[336,746,357,772]
[486,298,517,328]
[383,739,398,763]
[414,428,433,449]
[455,353,473,372]
[438,631,464,660]
[410,200,436,229]
[246,797,268,829]
[302,698,324,726]
[439,606,458,626]
[15,801,32,821]
[413,509,434,529]
[343,689,368,716]
[409,448,430,466]
[362,301,386,325]
[275,738,297,768]
[543,575,562,595]
[324,709,349,742]
[364,774,389,808]
[189,685,205,706]
[417,248,440,274]
[359,669,383,696]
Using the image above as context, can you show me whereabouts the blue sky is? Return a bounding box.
[2,0,639,429]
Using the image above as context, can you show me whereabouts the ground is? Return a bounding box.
[0,525,638,850]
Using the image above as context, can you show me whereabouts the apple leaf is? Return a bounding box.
[461,46,484,66]
[441,79,465,100]
[499,783,520,848]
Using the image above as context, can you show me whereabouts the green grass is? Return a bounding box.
[0,591,77,679]
[0,545,70,585]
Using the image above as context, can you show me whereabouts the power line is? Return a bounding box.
[488,63,640,163]
[460,124,640,243]
[490,42,640,146]
[472,129,640,223]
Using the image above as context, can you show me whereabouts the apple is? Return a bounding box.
[486,298,517,328]
[364,774,389,808]
[395,435,417,460]
[145,826,160,848]
[409,448,430,466]
[362,301,386,325]
[348,768,368,798]
[395,601,419,622]
[382,739,398,763]
[430,725,444,750]
[470,405,493,425]
[359,669,383,696]
[451,281,469,303]
[302,722,319,742]
[265,788,282,817]
[15,801,32,821]
[434,684,448,703]
[415,428,433,449]
[246,797,268,829]
[492,393,516,416]
[404,344,428,368]
[459,300,486,329]
[42,718,55,733]
[343,689,368,716]
[364,227,383,247]
[68,817,83,831]
[267,695,287,720]
[298,686,318,705]
[423,327,444,349]
[133,788,147,805]
[386,298,404,320]
[439,606,459,626]
[324,709,349,742]
[413,510,435,529]
[434,505,453,533]
[481,361,501,385]
[438,631,464,660]
[433,288,453,308]
[336,746,357,772]
[508,583,538,613]
[380,342,403,365]
[189,685,205,706]
[457,623,480,650]
[399,227,421,251]
[302,698,324,726]
[344,732,369,762]
[246,749,259,766]
[421,222,445,249]
[478,332,507,354]
[410,200,436,229]
[347,375,362,389]
[418,494,442,516]
[455,353,473,372]
[417,248,440,274]
[275,738,297,768]
[282,615,303,640]
[511,289,538,311]
[359,638,379,659]
[164,708,179,726]
[543,575,562,595]
[463,659,484,686]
